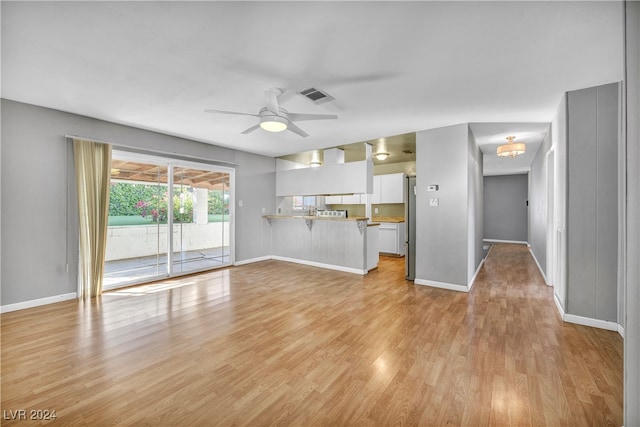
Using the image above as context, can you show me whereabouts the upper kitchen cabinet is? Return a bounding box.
[372,173,405,204]
[325,194,365,205]
[276,149,373,197]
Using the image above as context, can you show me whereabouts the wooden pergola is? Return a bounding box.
[110,160,229,191]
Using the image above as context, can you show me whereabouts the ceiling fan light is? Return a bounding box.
[375,152,389,161]
[260,115,288,132]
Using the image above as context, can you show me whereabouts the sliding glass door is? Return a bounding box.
[104,152,233,289]
[172,167,231,274]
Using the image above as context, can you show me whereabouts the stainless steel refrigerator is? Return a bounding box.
[405,176,417,280]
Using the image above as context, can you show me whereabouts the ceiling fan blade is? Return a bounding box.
[288,113,338,122]
[264,88,282,114]
[286,122,309,137]
[204,109,258,117]
[240,124,261,135]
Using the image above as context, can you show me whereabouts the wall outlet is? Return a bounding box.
[429,198,439,207]
[261,207,266,214]
[238,200,243,207]
[374,207,379,214]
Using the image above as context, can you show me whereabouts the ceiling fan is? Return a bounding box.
[204,88,337,137]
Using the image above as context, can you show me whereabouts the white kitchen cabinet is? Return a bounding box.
[276,158,372,196]
[325,194,364,205]
[371,173,405,204]
[378,222,406,256]
[341,194,362,204]
[325,195,342,204]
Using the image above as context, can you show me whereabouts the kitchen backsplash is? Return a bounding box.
[326,203,405,219]
[372,204,405,218]
[326,204,366,217]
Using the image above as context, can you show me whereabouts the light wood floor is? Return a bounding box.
[1,244,623,426]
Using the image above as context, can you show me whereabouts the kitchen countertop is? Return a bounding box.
[371,216,405,223]
[263,215,369,222]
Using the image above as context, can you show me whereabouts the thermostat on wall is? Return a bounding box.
[427,185,439,191]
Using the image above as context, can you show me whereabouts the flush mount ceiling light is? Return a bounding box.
[374,139,390,161]
[497,136,526,158]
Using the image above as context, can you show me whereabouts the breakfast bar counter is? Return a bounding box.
[262,215,379,274]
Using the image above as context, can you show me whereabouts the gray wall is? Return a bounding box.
[566,83,618,322]
[529,125,552,276]
[0,99,275,306]
[415,123,482,287]
[416,124,468,286]
[483,174,528,242]
[624,1,639,424]
[234,150,276,261]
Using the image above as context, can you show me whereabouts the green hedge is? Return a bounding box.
[109,182,229,222]
[109,183,160,216]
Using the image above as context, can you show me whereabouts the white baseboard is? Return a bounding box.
[0,292,77,314]
[234,256,272,266]
[414,278,469,292]
[563,313,620,332]
[483,239,528,245]
[234,255,368,275]
[467,258,485,291]
[553,294,623,337]
[528,247,550,285]
[271,256,367,275]
[554,292,565,318]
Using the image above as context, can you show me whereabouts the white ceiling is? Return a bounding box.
[1,1,624,174]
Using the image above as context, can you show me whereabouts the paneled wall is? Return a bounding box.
[566,83,619,322]
[624,2,640,423]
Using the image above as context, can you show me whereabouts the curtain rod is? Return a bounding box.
[65,134,239,167]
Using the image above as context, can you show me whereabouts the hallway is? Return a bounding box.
[1,244,623,426]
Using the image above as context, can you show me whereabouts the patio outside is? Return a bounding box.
[105,162,231,288]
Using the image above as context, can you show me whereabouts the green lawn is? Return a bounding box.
[207,214,228,223]
[108,215,229,226]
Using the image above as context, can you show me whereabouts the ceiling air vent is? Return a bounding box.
[298,87,335,105]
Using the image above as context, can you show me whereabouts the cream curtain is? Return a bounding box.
[73,138,112,299]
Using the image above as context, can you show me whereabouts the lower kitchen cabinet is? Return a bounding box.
[378,222,405,256]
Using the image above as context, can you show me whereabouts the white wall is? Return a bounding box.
[0,99,275,306]
[552,94,568,311]
[468,128,484,284]
[528,125,553,280]
[105,222,230,261]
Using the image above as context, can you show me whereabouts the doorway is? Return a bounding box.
[104,151,233,289]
